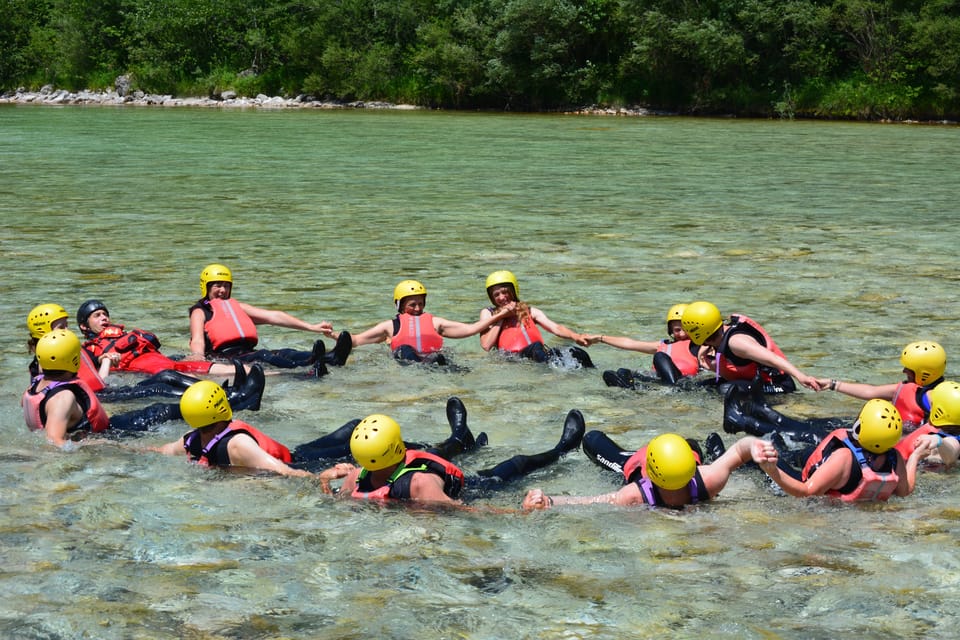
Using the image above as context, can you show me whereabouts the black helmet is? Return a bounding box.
[76,299,108,331]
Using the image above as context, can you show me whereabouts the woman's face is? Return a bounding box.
[488,284,516,307]
[399,295,426,315]
[207,281,232,300]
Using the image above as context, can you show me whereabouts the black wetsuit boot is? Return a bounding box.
[429,397,487,459]
[226,364,266,412]
[475,409,585,482]
[324,331,352,366]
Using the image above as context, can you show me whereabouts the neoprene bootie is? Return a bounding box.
[555,409,585,453]
[653,351,683,385]
[227,364,265,411]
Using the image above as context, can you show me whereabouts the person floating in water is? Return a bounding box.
[187,263,352,377]
[814,341,947,429]
[323,279,517,366]
[478,270,594,369]
[754,399,932,502]
[523,431,772,510]
[585,303,705,388]
[22,330,263,448]
[26,303,252,403]
[681,300,821,394]
[317,402,586,506]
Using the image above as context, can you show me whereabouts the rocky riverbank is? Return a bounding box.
[0,84,655,116]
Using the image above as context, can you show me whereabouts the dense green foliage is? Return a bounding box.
[3,0,959,119]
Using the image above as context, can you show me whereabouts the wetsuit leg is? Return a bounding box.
[473,409,584,485]
[519,342,549,363]
[580,429,634,477]
[393,345,425,365]
[653,351,683,385]
[723,382,834,441]
[292,418,362,462]
[567,346,595,368]
[762,373,797,394]
[108,402,181,433]
[96,383,183,402]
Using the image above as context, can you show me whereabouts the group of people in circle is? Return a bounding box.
[20,263,960,511]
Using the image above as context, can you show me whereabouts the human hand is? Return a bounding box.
[522,489,552,511]
[798,375,824,391]
[751,439,778,466]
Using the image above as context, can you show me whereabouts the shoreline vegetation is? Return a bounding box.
[0,85,663,117]
[3,86,955,124]
[5,1,960,123]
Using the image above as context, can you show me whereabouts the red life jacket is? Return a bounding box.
[716,314,787,382]
[802,429,899,502]
[83,324,161,370]
[77,349,105,392]
[183,419,292,467]
[205,299,258,351]
[495,314,545,353]
[352,450,465,500]
[894,423,938,459]
[892,382,927,427]
[390,313,444,355]
[22,376,110,435]
[656,339,700,377]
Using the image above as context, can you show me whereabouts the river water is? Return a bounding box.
[1,105,959,639]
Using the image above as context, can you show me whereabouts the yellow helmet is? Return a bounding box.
[393,280,427,310]
[350,414,406,471]
[645,433,697,490]
[928,381,960,427]
[200,263,233,295]
[36,329,82,373]
[485,270,519,303]
[681,301,723,345]
[900,341,946,386]
[666,303,688,335]
[27,303,69,340]
[179,380,233,429]
[853,399,902,453]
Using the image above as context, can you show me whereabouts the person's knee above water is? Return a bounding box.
[525,431,773,510]
[188,263,351,374]
[478,270,594,369]
[756,399,934,502]
[816,341,947,428]
[22,330,191,448]
[323,279,516,366]
[76,298,244,380]
[588,303,703,388]
[150,380,313,477]
[681,300,821,393]
[318,406,586,506]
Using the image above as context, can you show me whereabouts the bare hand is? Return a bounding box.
[522,489,552,511]
[751,439,778,466]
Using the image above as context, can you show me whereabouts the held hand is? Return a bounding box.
[812,377,833,392]
[572,333,591,347]
[496,301,518,317]
[582,334,603,346]
[320,462,356,480]
[797,374,824,391]
[751,439,778,465]
[319,326,337,338]
[910,435,938,460]
[308,321,334,333]
[522,489,551,511]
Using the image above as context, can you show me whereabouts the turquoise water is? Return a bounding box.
[1,105,959,638]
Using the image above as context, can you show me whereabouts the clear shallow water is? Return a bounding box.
[1,105,959,638]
